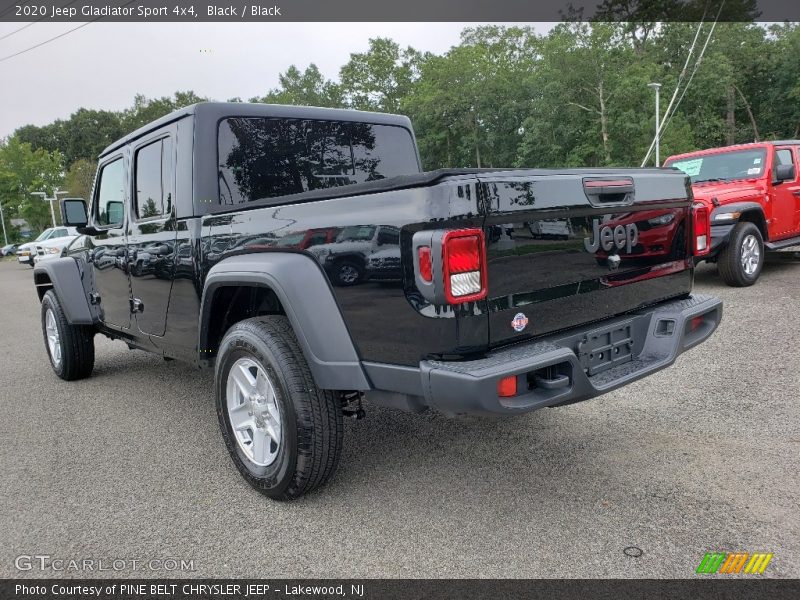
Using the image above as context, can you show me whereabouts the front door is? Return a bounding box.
[127,131,177,337]
[88,154,131,330]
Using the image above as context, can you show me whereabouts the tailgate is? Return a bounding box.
[479,169,693,348]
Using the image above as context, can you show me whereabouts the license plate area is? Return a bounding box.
[576,320,634,376]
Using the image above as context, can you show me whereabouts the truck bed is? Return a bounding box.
[200,166,694,366]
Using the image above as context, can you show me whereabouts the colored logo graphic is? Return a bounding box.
[696,552,773,574]
[511,312,529,332]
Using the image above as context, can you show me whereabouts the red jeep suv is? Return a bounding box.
[663,141,800,286]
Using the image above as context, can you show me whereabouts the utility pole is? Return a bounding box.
[31,188,69,228]
[648,82,662,167]
[0,199,8,246]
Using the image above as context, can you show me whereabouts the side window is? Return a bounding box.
[96,158,125,227]
[53,228,68,238]
[306,232,327,247]
[135,138,172,219]
[775,149,793,167]
[377,227,400,246]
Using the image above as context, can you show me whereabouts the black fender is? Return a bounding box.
[199,252,370,391]
[33,258,96,325]
[709,202,767,250]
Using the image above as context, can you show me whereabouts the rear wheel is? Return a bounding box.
[332,260,363,286]
[718,222,764,287]
[41,290,95,380]
[215,316,344,500]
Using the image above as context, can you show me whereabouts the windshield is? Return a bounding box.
[336,226,376,242]
[34,229,53,242]
[665,149,767,183]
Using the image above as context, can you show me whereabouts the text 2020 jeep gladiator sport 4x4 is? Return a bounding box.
[34,103,722,500]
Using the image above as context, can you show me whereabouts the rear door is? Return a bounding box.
[127,128,178,336]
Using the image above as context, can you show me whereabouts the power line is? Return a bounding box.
[659,9,723,139]
[0,0,136,64]
[641,0,725,166]
[0,0,80,43]
[0,21,36,42]
[0,21,92,63]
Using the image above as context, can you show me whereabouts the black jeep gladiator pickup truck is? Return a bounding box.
[35,102,722,500]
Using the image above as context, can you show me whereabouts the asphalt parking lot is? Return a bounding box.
[0,256,798,579]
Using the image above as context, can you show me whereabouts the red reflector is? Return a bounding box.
[497,375,517,398]
[418,246,432,282]
[445,234,481,273]
[691,315,704,331]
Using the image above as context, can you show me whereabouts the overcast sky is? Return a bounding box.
[0,22,553,137]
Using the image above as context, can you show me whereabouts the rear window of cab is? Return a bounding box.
[217,117,418,204]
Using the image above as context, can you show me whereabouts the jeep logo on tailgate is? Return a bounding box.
[584,219,639,253]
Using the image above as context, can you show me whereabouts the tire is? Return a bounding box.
[718,222,764,287]
[215,316,344,500]
[41,290,95,380]
[332,259,363,286]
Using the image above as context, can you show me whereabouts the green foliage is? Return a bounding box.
[251,65,343,107]
[64,158,97,202]
[339,38,425,113]
[6,21,800,185]
[0,138,64,232]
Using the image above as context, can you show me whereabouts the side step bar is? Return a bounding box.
[765,235,800,251]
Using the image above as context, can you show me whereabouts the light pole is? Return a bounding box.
[31,188,69,228]
[648,82,662,167]
[0,199,7,245]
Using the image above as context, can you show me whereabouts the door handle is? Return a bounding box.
[792,191,800,197]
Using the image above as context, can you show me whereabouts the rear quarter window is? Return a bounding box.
[217,117,418,205]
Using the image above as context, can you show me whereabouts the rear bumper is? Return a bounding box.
[364,294,722,416]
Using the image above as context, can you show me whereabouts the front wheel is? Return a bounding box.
[215,316,344,500]
[41,290,95,380]
[718,222,764,287]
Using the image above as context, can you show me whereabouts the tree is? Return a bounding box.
[64,158,97,202]
[122,91,208,131]
[340,38,425,113]
[252,65,343,107]
[0,138,64,232]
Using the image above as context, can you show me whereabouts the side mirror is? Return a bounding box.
[60,198,88,227]
[774,164,795,184]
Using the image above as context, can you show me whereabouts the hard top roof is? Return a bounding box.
[99,102,414,156]
[666,140,800,162]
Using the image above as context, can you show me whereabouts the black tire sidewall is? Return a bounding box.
[731,222,764,284]
[41,291,67,378]
[215,328,299,497]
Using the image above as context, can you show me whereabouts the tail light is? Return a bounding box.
[693,203,710,256]
[412,227,488,305]
[442,229,487,303]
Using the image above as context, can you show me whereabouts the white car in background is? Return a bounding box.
[32,233,80,265]
[16,227,79,266]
